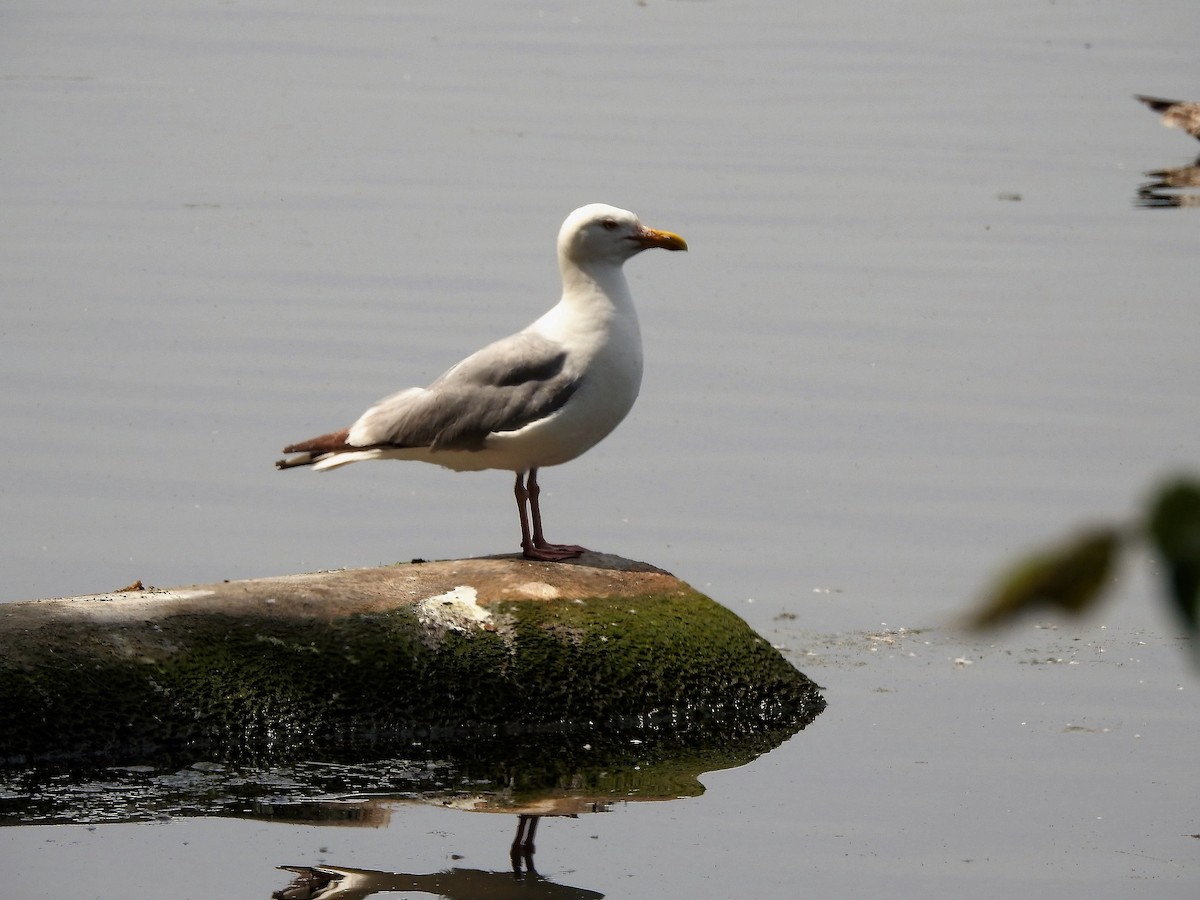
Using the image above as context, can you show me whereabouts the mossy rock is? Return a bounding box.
[0,553,824,767]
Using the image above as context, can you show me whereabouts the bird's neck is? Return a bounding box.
[532,260,638,347]
[558,260,635,317]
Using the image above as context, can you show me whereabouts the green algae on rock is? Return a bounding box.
[0,554,824,767]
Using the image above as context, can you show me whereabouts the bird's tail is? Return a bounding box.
[276,454,315,469]
[276,428,352,469]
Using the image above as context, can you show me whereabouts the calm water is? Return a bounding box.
[2,1,1198,896]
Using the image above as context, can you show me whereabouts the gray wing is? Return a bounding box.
[349,331,581,450]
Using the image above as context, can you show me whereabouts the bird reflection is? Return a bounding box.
[272,851,604,900]
[1135,159,1200,208]
[1132,94,1200,208]
[511,813,540,877]
[273,812,606,899]
[1135,95,1200,141]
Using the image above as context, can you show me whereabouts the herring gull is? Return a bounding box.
[276,203,687,561]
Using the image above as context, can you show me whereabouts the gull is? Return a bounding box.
[276,204,687,561]
[1135,95,1200,141]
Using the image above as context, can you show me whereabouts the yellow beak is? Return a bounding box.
[634,226,688,252]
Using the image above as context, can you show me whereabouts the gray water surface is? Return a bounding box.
[2,1,1198,896]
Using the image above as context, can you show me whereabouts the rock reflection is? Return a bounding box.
[1,709,818,825]
[2,710,820,898]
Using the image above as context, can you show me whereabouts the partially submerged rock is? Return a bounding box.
[0,553,824,767]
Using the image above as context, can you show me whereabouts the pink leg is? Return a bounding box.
[514,470,584,561]
[529,469,586,556]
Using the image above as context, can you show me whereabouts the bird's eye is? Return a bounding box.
[601,218,619,231]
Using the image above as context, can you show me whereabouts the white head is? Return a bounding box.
[557,203,687,270]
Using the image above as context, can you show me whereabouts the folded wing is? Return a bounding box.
[347,331,580,451]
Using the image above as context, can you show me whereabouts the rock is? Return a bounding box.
[0,553,824,767]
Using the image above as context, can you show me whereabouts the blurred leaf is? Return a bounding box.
[1146,479,1200,635]
[970,528,1121,629]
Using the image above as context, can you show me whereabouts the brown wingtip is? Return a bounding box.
[1136,94,1182,113]
[276,428,352,469]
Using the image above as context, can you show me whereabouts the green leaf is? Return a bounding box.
[970,528,1121,629]
[1147,479,1200,634]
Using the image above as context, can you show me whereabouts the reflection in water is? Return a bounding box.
[1136,159,1200,208]
[270,808,605,898]
[2,702,820,898]
[511,814,541,877]
[0,708,817,825]
[264,798,611,896]
[272,857,605,900]
[1135,95,1200,141]
[1132,95,1200,209]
